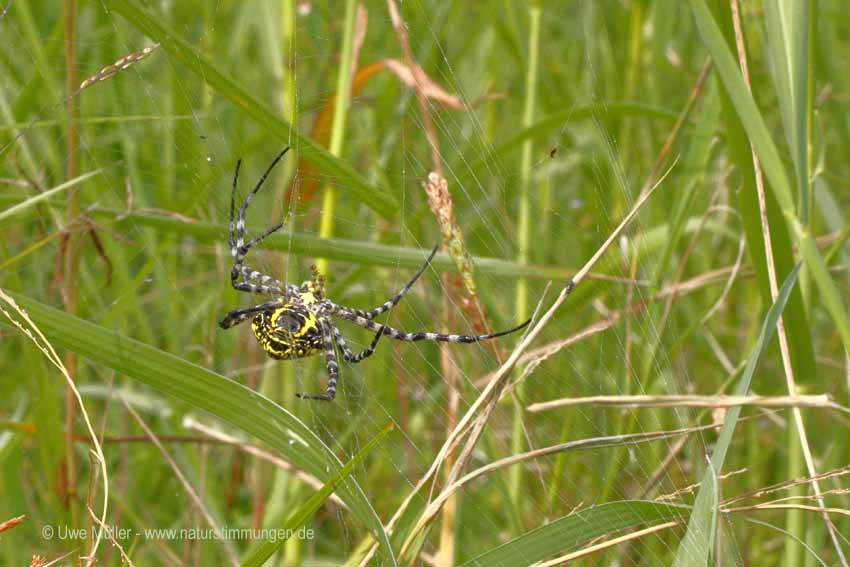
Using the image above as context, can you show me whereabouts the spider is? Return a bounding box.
[218,148,531,401]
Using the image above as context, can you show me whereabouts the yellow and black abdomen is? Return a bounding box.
[252,304,324,360]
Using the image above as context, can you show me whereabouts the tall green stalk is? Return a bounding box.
[509,0,541,514]
[784,416,805,566]
[316,0,358,276]
[281,2,304,564]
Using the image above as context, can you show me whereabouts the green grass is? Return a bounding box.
[1,1,849,565]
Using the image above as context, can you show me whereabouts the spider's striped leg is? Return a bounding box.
[335,311,532,343]
[232,147,290,254]
[230,261,298,296]
[218,299,283,329]
[229,148,290,293]
[339,245,439,320]
[331,323,386,363]
[232,229,301,294]
[228,158,242,251]
[230,279,287,296]
[296,320,339,401]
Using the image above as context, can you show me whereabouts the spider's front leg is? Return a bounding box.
[218,299,283,329]
[227,148,294,296]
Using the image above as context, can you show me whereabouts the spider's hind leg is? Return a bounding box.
[336,311,531,344]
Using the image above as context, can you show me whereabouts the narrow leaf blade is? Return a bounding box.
[107,0,398,219]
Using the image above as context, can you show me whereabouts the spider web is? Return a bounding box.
[0,1,758,565]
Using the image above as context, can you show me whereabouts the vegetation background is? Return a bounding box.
[1,0,849,565]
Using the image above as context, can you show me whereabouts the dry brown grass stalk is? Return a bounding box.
[527,394,847,413]
[388,164,676,560]
[0,289,108,566]
[729,1,846,561]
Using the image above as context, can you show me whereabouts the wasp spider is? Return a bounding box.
[218,148,530,401]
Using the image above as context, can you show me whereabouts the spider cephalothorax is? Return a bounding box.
[218,148,530,401]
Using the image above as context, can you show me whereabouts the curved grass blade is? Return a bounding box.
[672,264,801,566]
[0,169,100,223]
[763,0,810,218]
[242,423,394,567]
[1,291,397,566]
[743,518,830,567]
[106,0,397,220]
[702,1,818,401]
[457,501,688,567]
[686,0,793,211]
[689,0,850,363]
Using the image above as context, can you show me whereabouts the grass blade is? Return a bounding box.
[793,226,850,351]
[0,170,100,223]
[763,0,810,217]
[672,263,801,566]
[687,0,794,212]
[106,0,398,219]
[689,0,850,369]
[241,423,394,567]
[457,501,687,567]
[107,210,575,280]
[1,291,397,565]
